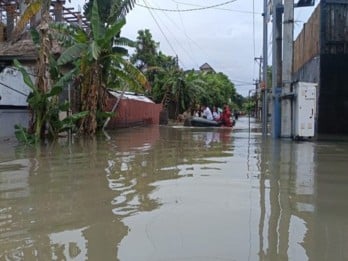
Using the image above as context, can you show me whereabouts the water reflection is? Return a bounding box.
[258,139,348,260]
[1,120,348,260]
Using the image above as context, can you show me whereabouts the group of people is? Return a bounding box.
[193,104,233,127]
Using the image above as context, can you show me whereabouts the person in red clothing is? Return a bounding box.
[220,105,233,127]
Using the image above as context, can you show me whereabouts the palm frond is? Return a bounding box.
[53,68,77,89]
[13,59,36,92]
[91,40,101,60]
[111,46,129,56]
[108,0,136,23]
[13,0,42,40]
[108,67,142,92]
[51,23,88,47]
[102,18,126,46]
[122,60,150,91]
[114,36,135,48]
[110,55,150,91]
[57,43,88,66]
[91,0,102,41]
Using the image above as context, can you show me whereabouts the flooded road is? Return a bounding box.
[1,117,348,260]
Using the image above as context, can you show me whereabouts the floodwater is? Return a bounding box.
[1,117,348,261]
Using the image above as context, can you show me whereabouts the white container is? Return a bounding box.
[293,82,317,138]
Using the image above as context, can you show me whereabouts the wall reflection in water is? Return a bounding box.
[258,139,348,260]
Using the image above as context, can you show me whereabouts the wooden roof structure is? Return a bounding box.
[0,39,37,60]
[0,0,88,60]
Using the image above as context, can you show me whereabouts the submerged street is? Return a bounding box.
[1,117,348,260]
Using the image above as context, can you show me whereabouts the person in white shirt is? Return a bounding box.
[212,106,220,121]
[202,105,213,120]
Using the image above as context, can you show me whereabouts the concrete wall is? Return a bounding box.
[293,1,348,134]
[0,67,32,107]
[0,109,29,138]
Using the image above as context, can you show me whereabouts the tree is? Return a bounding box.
[130,29,159,71]
[12,0,57,140]
[56,0,148,135]
[130,29,239,118]
[200,72,236,108]
[12,0,146,139]
[84,0,136,25]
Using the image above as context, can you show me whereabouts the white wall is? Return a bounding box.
[0,67,33,107]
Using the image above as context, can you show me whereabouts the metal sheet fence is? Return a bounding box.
[106,97,162,128]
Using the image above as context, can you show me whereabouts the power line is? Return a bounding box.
[171,0,261,14]
[151,1,199,67]
[142,0,182,66]
[0,81,29,97]
[136,0,238,12]
[176,2,195,61]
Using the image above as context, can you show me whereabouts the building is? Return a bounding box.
[199,63,215,73]
[293,0,348,134]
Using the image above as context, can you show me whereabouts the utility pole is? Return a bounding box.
[262,0,268,136]
[281,0,294,138]
[271,0,283,139]
[255,56,263,120]
[253,79,259,118]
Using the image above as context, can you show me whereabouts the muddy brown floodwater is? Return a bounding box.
[1,117,348,260]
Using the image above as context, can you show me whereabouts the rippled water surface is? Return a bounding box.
[1,117,348,260]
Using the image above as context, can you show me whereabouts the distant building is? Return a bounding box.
[199,63,215,73]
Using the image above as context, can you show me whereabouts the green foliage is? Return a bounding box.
[57,43,88,66]
[49,110,89,135]
[54,0,147,135]
[130,28,240,117]
[131,29,159,71]
[83,0,136,25]
[96,111,115,128]
[199,72,236,107]
[30,28,41,46]
[14,59,87,142]
[14,125,37,145]
[13,60,35,91]
[243,99,256,114]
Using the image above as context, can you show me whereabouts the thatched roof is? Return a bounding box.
[0,39,37,61]
[0,38,63,62]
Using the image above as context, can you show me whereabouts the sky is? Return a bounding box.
[66,0,319,97]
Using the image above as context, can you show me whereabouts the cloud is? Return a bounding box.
[67,0,318,97]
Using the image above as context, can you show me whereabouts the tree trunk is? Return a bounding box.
[79,63,101,135]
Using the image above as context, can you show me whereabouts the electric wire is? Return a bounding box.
[142,0,183,67]
[171,0,260,14]
[138,0,261,96]
[176,2,196,65]
[136,0,238,12]
[0,81,29,97]
[151,1,199,68]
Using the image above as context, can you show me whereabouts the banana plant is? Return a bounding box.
[56,0,149,135]
[14,59,87,143]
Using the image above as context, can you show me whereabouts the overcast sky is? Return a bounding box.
[67,0,319,97]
